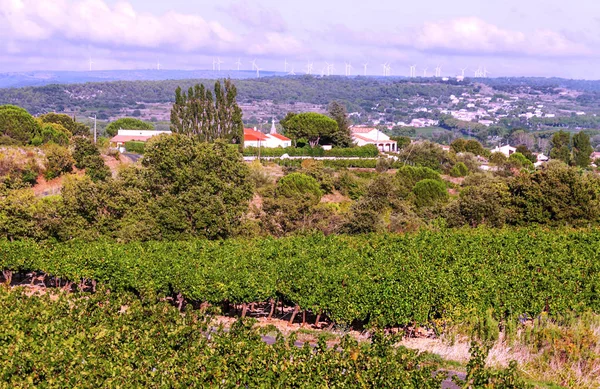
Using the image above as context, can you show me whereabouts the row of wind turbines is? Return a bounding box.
[212,57,492,79]
[87,56,491,78]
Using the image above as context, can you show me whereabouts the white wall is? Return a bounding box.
[118,129,172,137]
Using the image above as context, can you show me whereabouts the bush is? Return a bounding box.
[376,157,392,173]
[71,136,100,169]
[125,141,145,154]
[396,165,441,187]
[83,155,111,182]
[31,123,71,146]
[413,179,448,207]
[276,173,323,204]
[508,152,534,170]
[39,113,90,137]
[43,144,74,180]
[450,162,469,177]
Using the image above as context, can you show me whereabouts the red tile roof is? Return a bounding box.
[270,133,291,141]
[244,128,268,141]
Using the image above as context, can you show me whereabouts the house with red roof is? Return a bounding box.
[244,119,292,148]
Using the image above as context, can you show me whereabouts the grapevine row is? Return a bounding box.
[1,228,599,327]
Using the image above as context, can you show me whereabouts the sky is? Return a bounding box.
[1,0,599,79]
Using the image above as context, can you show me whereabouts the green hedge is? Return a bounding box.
[244,145,379,158]
[124,141,145,154]
[273,158,404,169]
[2,228,599,328]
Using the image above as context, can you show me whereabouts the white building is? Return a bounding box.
[351,127,397,152]
[243,120,292,148]
[109,129,172,152]
[491,144,517,157]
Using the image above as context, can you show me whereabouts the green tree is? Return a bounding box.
[572,131,593,168]
[549,130,571,164]
[450,162,469,177]
[508,152,534,170]
[413,179,448,207]
[105,118,154,137]
[170,79,243,146]
[0,105,40,145]
[515,145,536,163]
[39,113,90,137]
[327,101,353,147]
[71,136,100,169]
[32,122,71,146]
[281,112,338,147]
[83,155,111,182]
[43,144,74,180]
[276,173,322,205]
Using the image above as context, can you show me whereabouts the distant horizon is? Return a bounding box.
[2,67,600,83]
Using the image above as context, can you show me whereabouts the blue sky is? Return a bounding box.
[1,0,598,78]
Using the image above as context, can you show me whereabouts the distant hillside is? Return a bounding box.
[0,69,282,89]
[0,76,474,116]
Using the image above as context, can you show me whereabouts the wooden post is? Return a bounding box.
[288,305,299,326]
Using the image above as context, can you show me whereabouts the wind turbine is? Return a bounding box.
[305,61,313,75]
[251,59,257,71]
[483,67,491,78]
[409,64,416,78]
[235,58,242,71]
[328,62,335,76]
[363,63,368,76]
[156,60,161,71]
[423,67,428,77]
[386,64,392,76]
[435,65,442,77]
[216,57,223,72]
[255,64,261,78]
[382,63,388,76]
[212,58,217,71]
[88,57,94,72]
[288,67,296,76]
[345,62,353,76]
[460,67,468,77]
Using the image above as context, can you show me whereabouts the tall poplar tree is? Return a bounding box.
[170,79,243,146]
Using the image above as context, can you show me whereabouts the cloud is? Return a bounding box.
[329,17,594,59]
[220,0,288,33]
[0,0,302,57]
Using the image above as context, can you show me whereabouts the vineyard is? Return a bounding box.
[0,288,449,388]
[2,228,599,328]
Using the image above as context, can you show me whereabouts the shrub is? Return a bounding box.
[450,162,469,177]
[396,165,441,187]
[71,136,100,169]
[276,173,322,204]
[83,155,111,182]
[508,152,534,170]
[43,144,74,180]
[413,179,448,207]
[39,113,90,137]
[31,122,71,146]
[376,158,392,173]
